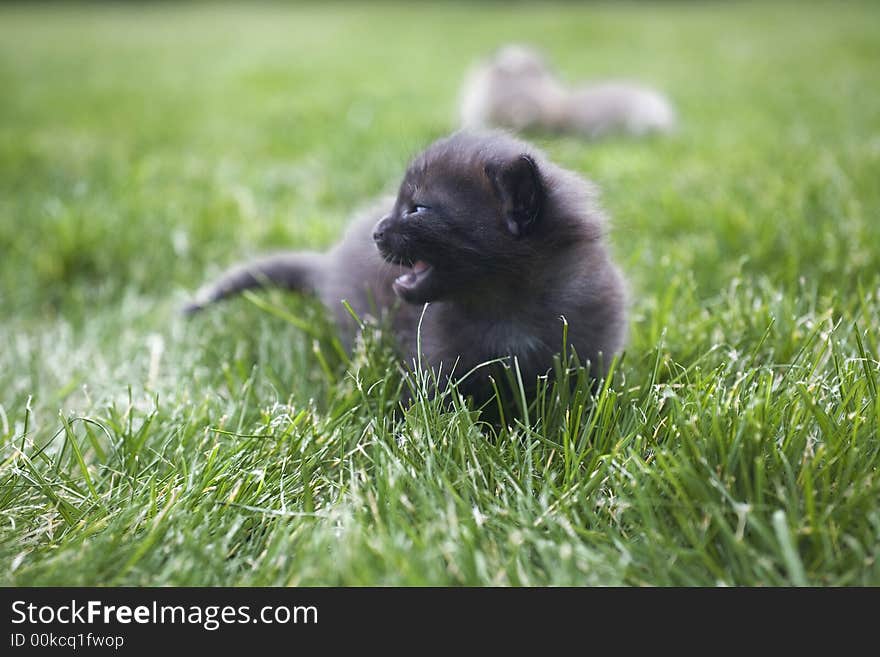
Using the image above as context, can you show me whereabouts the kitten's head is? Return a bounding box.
[373,132,554,305]
[491,44,553,81]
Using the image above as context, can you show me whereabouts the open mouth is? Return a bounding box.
[393,260,433,296]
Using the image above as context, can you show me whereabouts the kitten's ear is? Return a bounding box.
[485,154,543,237]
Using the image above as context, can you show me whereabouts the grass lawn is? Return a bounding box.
[1,1,879,586]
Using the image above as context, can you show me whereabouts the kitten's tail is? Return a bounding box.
[182,251,324,315]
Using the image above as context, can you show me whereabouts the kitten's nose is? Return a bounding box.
[373,215,391,242]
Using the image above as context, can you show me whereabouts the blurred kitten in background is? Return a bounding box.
[459,44,676,138]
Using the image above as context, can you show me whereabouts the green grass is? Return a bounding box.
[1,1,879,586]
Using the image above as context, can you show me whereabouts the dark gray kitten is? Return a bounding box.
[185,131,627,405]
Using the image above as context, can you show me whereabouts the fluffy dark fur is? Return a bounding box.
[185,131,627,406]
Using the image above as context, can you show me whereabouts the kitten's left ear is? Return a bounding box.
[485,154,544,237]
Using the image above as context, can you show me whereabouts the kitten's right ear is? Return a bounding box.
[485,154,544,237]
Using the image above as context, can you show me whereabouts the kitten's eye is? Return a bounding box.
[408,204,430,216]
